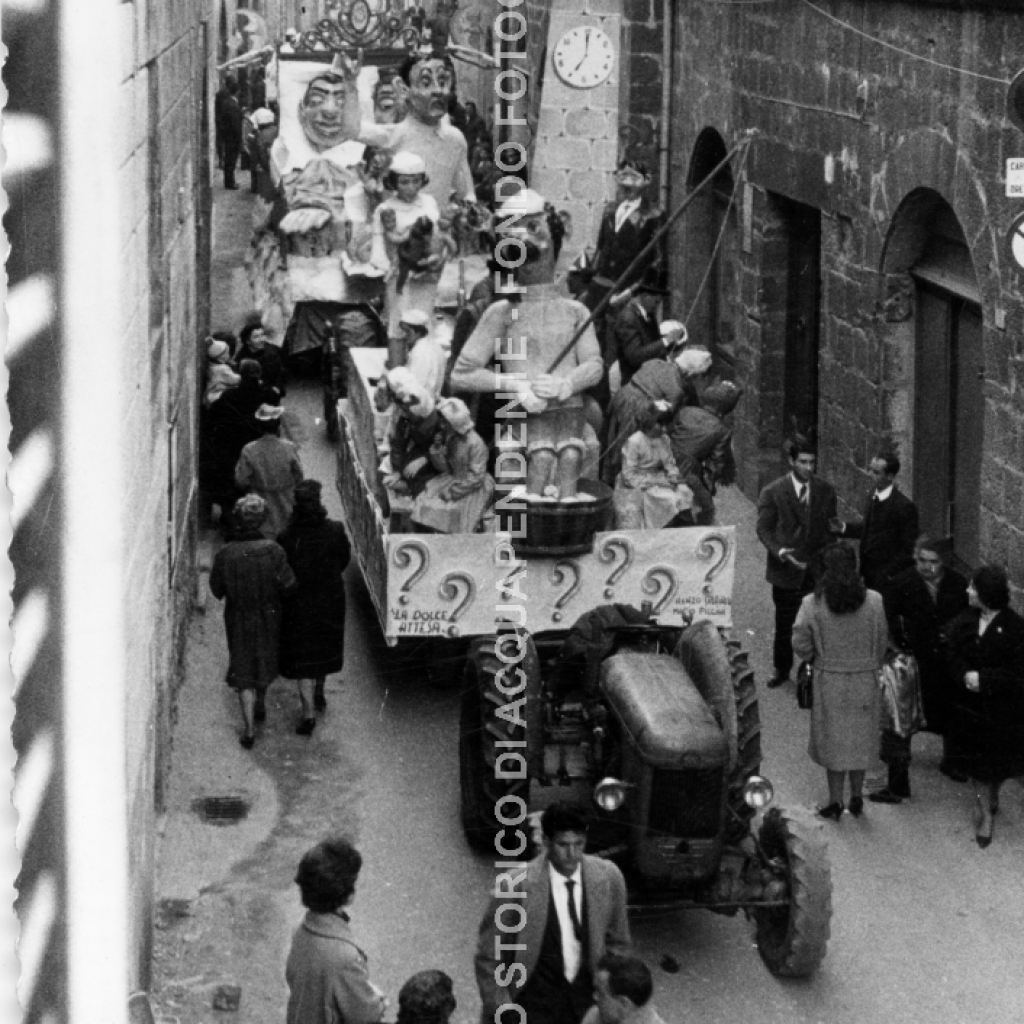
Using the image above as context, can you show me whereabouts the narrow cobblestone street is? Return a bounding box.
[148,180,1024,1024]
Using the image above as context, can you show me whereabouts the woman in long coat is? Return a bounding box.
[209,494,297,747]
[278,480,351,735]
[235,403,304,539]
[941,565,1024,848]
[793,543,889,819]
[602,347,712,486]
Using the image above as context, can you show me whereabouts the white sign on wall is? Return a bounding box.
[1006,158,1024,197]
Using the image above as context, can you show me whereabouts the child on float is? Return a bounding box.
[614,399,694,530]
[374,151,449,334]
[411,397,494,534]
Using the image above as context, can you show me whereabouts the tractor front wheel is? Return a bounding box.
[753,806,832,977]
[459,631,541,853]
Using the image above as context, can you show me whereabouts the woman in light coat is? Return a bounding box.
[793,542,889,819]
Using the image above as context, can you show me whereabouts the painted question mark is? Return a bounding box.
[438,571,477,636]
[550,559,582,623]
[393,539,430,605]
[641,565,680,616]
[696,532,732,597]
[598,535,634,598]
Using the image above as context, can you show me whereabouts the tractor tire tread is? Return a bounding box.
[754,807,832,977]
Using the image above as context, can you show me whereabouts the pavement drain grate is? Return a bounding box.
[192,795,250,825]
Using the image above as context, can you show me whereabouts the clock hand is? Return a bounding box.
[572,29,591,72]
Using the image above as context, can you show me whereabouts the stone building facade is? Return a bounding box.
[118,0,217,996]
[654,0,1024,600]
[9,0,217,1015]
[518,0,1023,597]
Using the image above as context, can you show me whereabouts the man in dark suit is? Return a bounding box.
[611,277,672,389]
[756,438,838,689]
[833,452,919,590]
[218,78,244,190]
[475,803,631,1024]
[870,536,970,802]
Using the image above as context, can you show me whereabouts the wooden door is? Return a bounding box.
[914,284,983,566]
[781,201,821,442]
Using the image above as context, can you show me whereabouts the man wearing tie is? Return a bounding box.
[756,437,838,690]
[832,452,919,590]
[475,803,631,1024]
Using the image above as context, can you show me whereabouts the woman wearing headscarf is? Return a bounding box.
[941,565,1024,848]
[613,399,694,530]
[209,495,297,748]
[278,480,351,736]
[602,346,713,487]
[235,403,304,539]
[383,367,442,501]
[792,542,889,819]
[411,397,494,534]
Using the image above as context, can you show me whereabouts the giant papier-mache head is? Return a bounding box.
[298,55,356,152]
[494,188,570,286]
[397,51,456,126]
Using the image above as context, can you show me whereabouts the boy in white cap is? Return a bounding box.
[451,188,603,501]
[374,150,444,332]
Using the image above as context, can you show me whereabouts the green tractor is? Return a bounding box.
[459,609,832,978]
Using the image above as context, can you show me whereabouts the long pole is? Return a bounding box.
[547,129,757,373]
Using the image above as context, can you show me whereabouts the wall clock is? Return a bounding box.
[552,26,615,89]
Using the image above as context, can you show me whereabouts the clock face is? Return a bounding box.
[553,26,615,89]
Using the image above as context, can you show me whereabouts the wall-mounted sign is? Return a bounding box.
[1007,158,1024,198]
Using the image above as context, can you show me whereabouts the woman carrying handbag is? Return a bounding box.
[792,543,890,820]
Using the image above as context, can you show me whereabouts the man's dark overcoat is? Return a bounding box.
[209,532,297,688]
[843,487,919,590]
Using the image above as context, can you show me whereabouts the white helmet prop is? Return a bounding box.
[495,188,554,257]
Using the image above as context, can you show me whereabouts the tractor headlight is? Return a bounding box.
[593,777,633,812]
[742,775,775,810]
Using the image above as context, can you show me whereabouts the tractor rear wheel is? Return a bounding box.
[754,806,832,977]
[459,631,541,852]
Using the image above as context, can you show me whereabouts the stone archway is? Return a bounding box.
[880,188,984,566]
[678,128,737,364]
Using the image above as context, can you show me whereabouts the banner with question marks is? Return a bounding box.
[384,527,735,641]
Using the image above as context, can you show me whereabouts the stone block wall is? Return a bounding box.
[618,0,664,196]
[118,0,210,992]
[530,0,622,273]
[664,0,1024,602]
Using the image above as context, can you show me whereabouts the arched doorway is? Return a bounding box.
[882,189,984,568]
[684,128,738,367]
